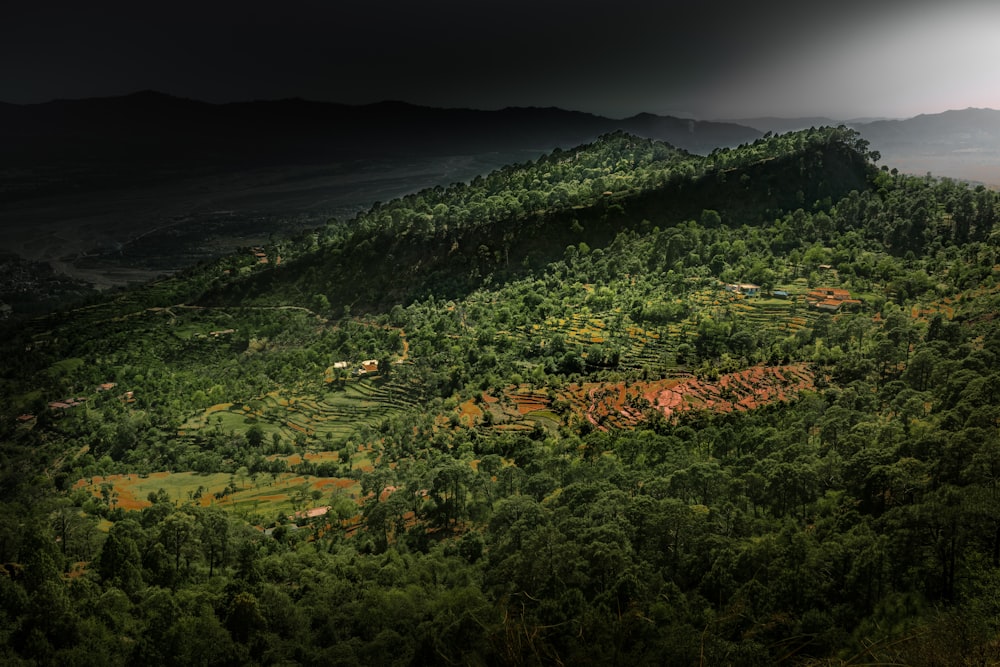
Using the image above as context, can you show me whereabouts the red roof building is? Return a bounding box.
[806,287,862,311]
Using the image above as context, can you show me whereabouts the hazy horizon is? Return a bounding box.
[3,1,1000,120]
[5,88,997,126]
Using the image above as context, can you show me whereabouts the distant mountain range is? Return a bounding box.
[732,108,1000,186]
[0,91,759,170]
[851,107,1000,153]
[727,116,848,134]
[3,92,1000,198]
[851,108,1000,186]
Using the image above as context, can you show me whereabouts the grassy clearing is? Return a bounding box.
[74,470,362,522]
[45,357,85,377]
[180,377,413,444]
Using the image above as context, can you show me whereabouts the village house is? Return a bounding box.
[725,283,761,297]
[813,300,844,312]
[48,397,85,410]
[811,288,851,300]
[805,287,862,312]
[356,359,380,375]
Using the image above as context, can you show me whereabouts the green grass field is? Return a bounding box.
[180,376,414,446]
[75,470,363,524]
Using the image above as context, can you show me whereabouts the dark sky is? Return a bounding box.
[3,0,999,119]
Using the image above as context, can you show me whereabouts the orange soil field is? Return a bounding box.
[74,472,174,511]
[468,364,816,432]
[449,364,816,433]
[265,451,342,466]
[639,364,815,424]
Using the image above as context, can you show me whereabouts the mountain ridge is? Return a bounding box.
[0,90,762,166]
[202,128,875,314]
[5,91,998,177]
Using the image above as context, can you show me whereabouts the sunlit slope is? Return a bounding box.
[205,128,874,312]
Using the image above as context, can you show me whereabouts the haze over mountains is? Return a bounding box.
[850,108,1000,187]
[4,92,999,194]
[0,91,760,178]
[728,109,1000,184]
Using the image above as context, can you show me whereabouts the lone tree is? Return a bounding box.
[378,356,393,379]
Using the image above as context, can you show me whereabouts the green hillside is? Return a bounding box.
[2,128,1000,665]
[204,128,872,312]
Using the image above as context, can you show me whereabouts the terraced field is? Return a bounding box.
[639,363,815,421]
[74,470,362,521]
[163,279,836,508]
[455,363,816,433]
[505,281,825,373]
[181,376,421,444]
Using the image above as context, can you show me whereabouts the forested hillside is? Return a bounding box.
[209,127,872,311]
[1,127,999,665]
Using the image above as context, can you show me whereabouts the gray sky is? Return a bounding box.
[3,0,999,119]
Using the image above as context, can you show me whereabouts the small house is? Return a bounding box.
[357,359,380,375]
[815,300,843,312]
[724,283,761,297]
[805,286,863,312]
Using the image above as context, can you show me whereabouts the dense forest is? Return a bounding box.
[1,126,1000,665]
